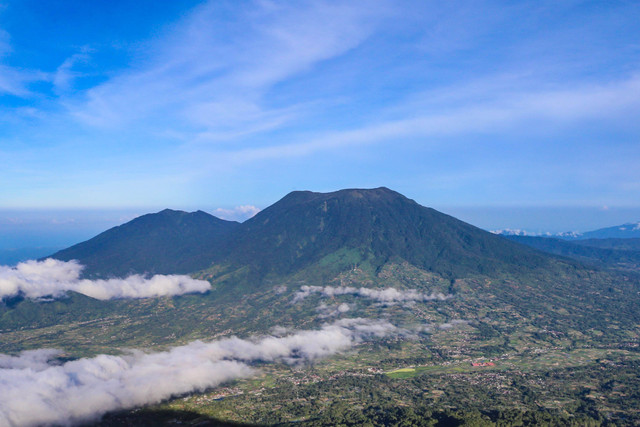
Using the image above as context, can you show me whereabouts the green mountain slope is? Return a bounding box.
[205,187,554,283]
[51,209,239,278]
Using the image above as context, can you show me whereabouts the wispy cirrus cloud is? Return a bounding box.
[69,0,388,135]
[53,49,92,94]
[213,74,640,164]
[0,59,50,98]
[0,29,49,97]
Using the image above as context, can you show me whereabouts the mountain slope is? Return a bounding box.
[51,209,239,278]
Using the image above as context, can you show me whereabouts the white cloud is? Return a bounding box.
[0,318,397,426]
[293,285,451,304]
[53,50,90,94]
[0,65,48,98]
[216,74,640,164]
[0,29,49,97]
[316,302,350,318]
[71,0,387,132]
[214,205,261,221]
[0,259,210,300]
[3,1,639,209]
[438,319,469,330]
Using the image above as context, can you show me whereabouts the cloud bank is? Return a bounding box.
[0,318,396,426]
[292,285,451,304]
[0,259,210,300]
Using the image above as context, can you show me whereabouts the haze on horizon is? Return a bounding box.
[1,1,640,239]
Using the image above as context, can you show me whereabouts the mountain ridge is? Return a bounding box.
[49,187,562,283]
[578,221,640,239]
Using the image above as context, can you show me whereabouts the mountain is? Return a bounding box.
[43,188,638,327]
[50,188,552,282]
[491,229,534,237]
[51,209,239,278]
[7,187,640,425]
[203,187,554,283]
[577,221,640,239]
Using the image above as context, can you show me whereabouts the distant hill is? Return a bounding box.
[51,209,239,278]
[504,235,640,269]
[576,222,640,239]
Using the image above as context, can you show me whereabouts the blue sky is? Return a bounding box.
[1,0,640,237]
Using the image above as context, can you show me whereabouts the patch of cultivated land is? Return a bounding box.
[128,335,640,425]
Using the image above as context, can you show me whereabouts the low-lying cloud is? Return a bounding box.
[316,302,350,318]
[0,318,396,426]
[413,319,470,333]
[0,259,210,300]
[292,285,451,304]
